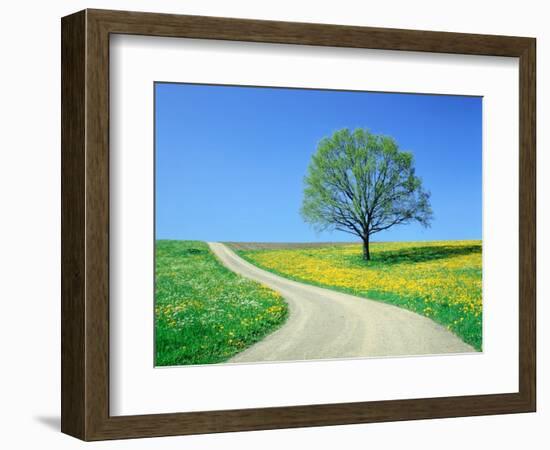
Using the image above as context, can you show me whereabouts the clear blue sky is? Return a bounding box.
[155,83,482,242]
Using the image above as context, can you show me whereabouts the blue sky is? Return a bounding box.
[155,83,482,242]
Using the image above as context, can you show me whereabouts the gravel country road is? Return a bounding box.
[208,242,475,363]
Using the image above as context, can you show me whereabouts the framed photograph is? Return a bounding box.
[61,9,536,440]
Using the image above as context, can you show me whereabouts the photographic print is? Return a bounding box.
[154,83,482,367]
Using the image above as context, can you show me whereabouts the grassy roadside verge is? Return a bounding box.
[231,241,482,350]
[155,240,288,366]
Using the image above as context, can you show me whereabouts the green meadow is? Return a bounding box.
[232,240,482,350]
[155,240,288,366]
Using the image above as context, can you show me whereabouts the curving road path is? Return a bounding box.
[208,242,475,363]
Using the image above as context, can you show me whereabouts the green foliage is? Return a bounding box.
[155,240,288,366]
[301,129,433,259]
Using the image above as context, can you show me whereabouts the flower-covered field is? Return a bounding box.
[232,240,482,350]
[155,240,288,366]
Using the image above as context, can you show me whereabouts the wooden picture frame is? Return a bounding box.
[61,9,536,441]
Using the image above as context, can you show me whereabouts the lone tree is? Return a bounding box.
[301,128,433,261]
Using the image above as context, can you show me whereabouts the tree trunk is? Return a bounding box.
[362,236,371,261]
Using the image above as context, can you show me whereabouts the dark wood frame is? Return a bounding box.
[61,8,536,441]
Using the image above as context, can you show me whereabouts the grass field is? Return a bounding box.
[231,240,482,350]
[155,240,288,366]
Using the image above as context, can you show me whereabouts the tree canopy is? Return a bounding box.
[301,128,433,260]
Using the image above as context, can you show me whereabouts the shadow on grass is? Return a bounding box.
[358,244,481,266]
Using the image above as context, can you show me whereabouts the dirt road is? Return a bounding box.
[208,242,474,363]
